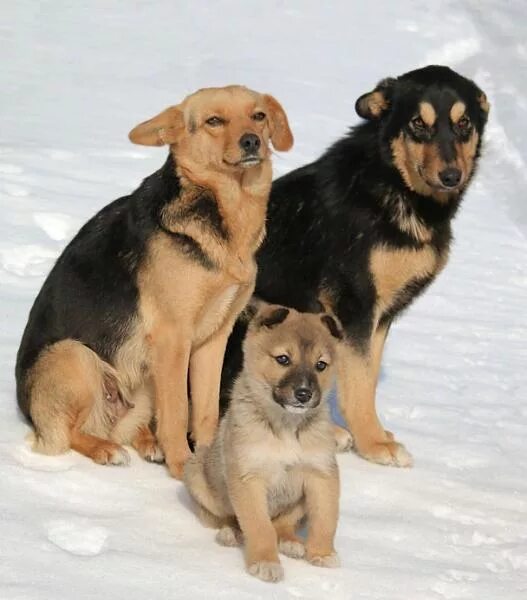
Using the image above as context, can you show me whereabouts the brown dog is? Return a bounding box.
[15,86,293,478]
[184,305,341,582]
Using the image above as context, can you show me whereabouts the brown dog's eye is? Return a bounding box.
[275,355,290,366]
[205,116,225,127]
[457,116,471,131]
[252,112,266,121]
[411,116,425,129]
[315,360,328,372]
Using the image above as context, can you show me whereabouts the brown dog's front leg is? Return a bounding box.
[304,467,340,568]
[151,334,192,479]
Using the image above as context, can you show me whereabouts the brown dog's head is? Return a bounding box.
[355,65,489,199]
[128,85,293,178]
[243,304,342,415]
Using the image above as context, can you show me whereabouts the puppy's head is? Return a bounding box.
[243,305,342,415]
[355,65,489,199]
[128,85,293,177]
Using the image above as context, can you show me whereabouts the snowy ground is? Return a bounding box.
[1,1,527,599]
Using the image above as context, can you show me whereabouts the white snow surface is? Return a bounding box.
[1,1,527,599]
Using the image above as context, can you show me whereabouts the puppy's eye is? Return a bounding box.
[315,360,328,372]
[411,116,425,129]
[457,116,471,131]
[205,116,225,127]
[252,112,266,122]
[275,355,290,366]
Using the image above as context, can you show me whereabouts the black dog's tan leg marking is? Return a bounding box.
[338,326,412,467]
[304,468,340,568]
[151,331,192,479]
[228,474,283,582]
[28,339,129,465]
[273,503,306,559]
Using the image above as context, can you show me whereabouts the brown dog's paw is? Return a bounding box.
[334,425,354,453]
[136,440,165,463]
[248,560,284,583]
[92,443,130,466]
[307,551,340,568]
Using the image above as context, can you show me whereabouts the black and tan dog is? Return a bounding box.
[222,66,489,467]
[185,305,342,582]
[16,85,293,479]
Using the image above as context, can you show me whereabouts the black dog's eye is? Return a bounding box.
[205,116,225,127]
[457,116,471,131]
[252,112,266,121]
[315,360,328,372]
[275,355,290,366]
[411,116,425,129]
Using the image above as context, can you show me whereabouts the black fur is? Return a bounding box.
[15,153,215,420]
[221,65,488,407]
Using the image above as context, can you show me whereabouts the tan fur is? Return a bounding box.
[362,91,388,118]
[450,101,466,123]
[26,86,292,475]
[420,102,437,127]
[479,93,490,113]
[184,308,340,582]
[370,245,439,316]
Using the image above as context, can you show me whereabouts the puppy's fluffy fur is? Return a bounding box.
[185,305,342,583]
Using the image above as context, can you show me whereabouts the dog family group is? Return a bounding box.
[15,65,489,582]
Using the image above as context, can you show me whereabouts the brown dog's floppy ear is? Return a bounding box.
[263,95,294,152]
[128,106,184,146]
[478,92,490,114]
[320,314,343,340]
[355,77,396,120]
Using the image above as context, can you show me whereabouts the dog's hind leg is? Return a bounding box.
[28,339,129,465]
[273,503,306,559]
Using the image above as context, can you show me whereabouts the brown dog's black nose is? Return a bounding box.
[239,133,261,154]
[294,387,312,403]
[439,167,462,188]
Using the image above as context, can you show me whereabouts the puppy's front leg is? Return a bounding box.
[304,466,340,568]
[227,473,283,583]
[151,333,191,479]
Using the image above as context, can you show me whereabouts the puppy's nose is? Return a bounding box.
[438,167,462,188]
[294,387,312,403]
[239,133,261,154]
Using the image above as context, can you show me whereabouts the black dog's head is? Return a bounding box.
[356,65,489,198]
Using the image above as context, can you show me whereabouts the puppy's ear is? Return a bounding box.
[128,105,184,146]
[240,297,263,322]
[253,305,290,329]
[320,314,343,340]
[478,91,490,114]
[263,95,294,152]
[355,77,396,120]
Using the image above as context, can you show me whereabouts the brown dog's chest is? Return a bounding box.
[369,244,448,320]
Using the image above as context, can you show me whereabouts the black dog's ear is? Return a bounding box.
[254,306,290,329]
[320,314,343,340]
[355,77,396,120]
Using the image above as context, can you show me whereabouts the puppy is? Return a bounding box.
[221,66,489,467]
[16,86,293,478]
[184,305,342,582]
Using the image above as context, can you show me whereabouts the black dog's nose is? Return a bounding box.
[439,167,462,188]
[294,387,312,403]
[239,133,261,154]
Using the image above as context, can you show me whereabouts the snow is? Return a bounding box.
[1,1,526,599]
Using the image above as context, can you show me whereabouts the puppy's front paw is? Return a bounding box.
[279,539,305,559]
[308,551,340,568]
[248,560,284,582]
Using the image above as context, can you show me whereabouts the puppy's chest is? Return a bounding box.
[369,243,448,315]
